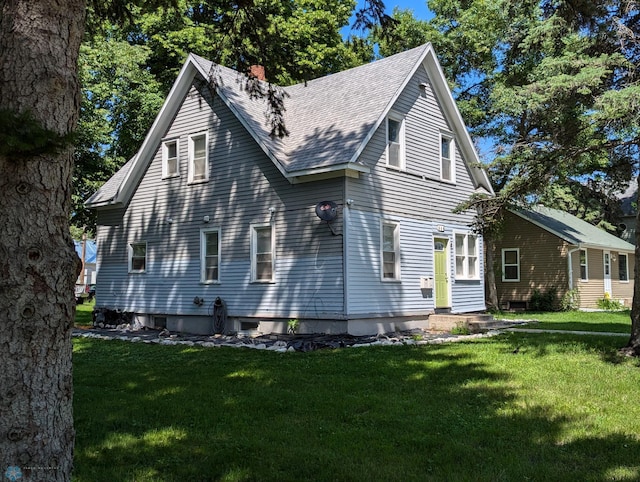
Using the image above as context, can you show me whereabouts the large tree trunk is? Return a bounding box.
[484,232,499,310]
[622,172,640,357]
[0,1,85,480]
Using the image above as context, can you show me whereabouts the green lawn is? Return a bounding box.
[73,332,640,481]
[496,309,633,334]
[74,298,95,326]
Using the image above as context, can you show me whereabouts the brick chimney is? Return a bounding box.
[249,64,266,81]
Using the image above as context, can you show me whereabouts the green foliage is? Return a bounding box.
[596,296,624,311]
[560,288,581,312]
[0,109,76,158]
[450,322,470,335]
[287,318,300,333]
[529,286,559,312]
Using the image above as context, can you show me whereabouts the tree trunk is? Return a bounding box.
[0,1,85,481]
[622,172,640,357]
[484,232,499,310]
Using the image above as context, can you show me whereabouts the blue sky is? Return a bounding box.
[384,0,434,20]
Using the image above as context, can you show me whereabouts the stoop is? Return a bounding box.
[428,313,503,333]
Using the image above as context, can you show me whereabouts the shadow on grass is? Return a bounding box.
[73,338,640,481]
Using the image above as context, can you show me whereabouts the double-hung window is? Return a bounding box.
[619,253,629,282]
[162,139,179,178]
[579,249,588,281]
[501,248,520,282]
[251,224,275,282]
[128,242,147,273]
[440,132,455,182]
[200,228,221,283]
[455,233,478,279]
[386,114,405,169]
[188,132,208,182]
[381,221,401,280]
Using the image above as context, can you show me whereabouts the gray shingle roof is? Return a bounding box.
[514,205,634,252]
[87,44,491,207]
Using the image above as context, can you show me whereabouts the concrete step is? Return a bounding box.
[429,313,514,333]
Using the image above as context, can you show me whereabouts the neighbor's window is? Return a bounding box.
[386,114,405,169]
[128,242,147,273]
[440,133,455,182]
[251,224,275,282]
[200,228,221,283]
[619,253,629,282]
[188,132,208,182]
[579,249,588,281]
[162,139,179,178]
[381,221,401,280]
[502,248,520,282]
[455,233,478,279]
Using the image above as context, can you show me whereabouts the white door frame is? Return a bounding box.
[603,250,612,296]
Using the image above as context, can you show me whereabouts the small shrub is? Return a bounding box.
[451,323,470,335]
[560,288,581,311]
[287,319,300,334]
[596,294,624,311]
[529,286,559,312]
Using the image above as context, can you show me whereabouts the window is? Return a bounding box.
[200,228,221,283]
[251,224,275,282]
[455,233,478,279]
[619,253,629,282]
[188,132,208,182]
[381,221,401,280]
[162,139,179,178]
[128,242,147,273]
[386,114,404,169]
[579,249,588,281]
[501,248,520,282]
[440,133,455,182]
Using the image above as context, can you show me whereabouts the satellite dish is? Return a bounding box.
[315,201,338,222]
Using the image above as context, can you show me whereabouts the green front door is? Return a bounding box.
[434,238,450,309]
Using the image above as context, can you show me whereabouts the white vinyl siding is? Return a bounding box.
[455,233,478,279]
[128,242,147,273]
[162,139,179,178]
[386,114,405,170]
[501,248,520,282]
[200,228,221,283]
[251,224,275,282]
[188,132,208,182]
[440,132,455,182]
[381,220,401,280]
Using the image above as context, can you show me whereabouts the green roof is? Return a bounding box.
[513,205,635,253]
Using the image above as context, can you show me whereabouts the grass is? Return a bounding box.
[73,331,640,481]
[495,309,633,334]
[74,299,95,326]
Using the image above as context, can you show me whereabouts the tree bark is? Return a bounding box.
[0,1,85,480]
[622,172,640,357]
[484,232,499,310]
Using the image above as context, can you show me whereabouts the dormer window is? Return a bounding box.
[440,132,455,182]
[162,139,179,178]
[386,114,405,170]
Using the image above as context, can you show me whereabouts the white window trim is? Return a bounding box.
[188,131,209,183]
[501,248,520,282]
[386,113,405,170]
[161,138,180,179]
[579,249,588,281]
[619,252,629,283]
[128,241,147,274]
[200,227,221,284]
[440,131,456,183]
[251,223,276,283]
[454,232,479,280]
[380,220,401,281]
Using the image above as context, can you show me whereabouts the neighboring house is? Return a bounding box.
[490,206,635,310]
[618,183,637,243]
[74,238,97,286]
[86,44,494,335]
